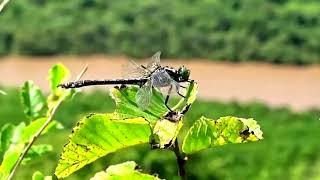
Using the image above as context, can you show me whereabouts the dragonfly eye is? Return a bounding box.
[178,66,190,82]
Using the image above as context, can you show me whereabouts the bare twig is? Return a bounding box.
[7,65,88,180]
[0,0,10,12]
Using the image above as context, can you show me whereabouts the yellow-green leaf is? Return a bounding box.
[153,119,183,148]
[55,113,152,178]
[90,161,161,180]
[182,116,263,154]
[48,63,70,93]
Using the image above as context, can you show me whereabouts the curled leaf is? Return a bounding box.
[153,119,183,148]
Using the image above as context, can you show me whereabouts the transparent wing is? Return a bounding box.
[135,81,153,110]
[147,51,161,71]
[121,59,146,78]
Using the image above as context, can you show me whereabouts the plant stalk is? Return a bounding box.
[0,0,10,12]
[173,140,187,180]
[7,66,88,180]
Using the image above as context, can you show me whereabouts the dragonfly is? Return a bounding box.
[58,51,191,111]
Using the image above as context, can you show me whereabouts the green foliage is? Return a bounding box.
[0,116,62,179]
[0,63,71,179]
[0,87,319,179]
[91,161,160,180]
[0,0,319,64]
[182,116,263,154]
[23,144,53,165]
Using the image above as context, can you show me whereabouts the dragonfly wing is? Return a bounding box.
[147,51,161,71]
[151,70,174,87]
[135,81,153,110]
[121,59,146,78]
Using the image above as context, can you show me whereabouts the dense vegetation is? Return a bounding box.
[0,0,319,64]
[0,87,319,179]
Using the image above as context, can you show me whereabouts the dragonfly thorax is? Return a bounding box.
[163,66,190,83]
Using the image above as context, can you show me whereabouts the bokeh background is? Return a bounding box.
[0,0,320,179]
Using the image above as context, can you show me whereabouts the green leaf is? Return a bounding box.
[182,116,263,154]
[22,144,53,165]
[0,124,15,156]
[32,171,52,180]
[48,63,70,93]
[91,161,161,180]
[111,86,168,123]
[55,113,151,178]
[21,81,47,120]
[0,90,6,95]
[153,119,183,148]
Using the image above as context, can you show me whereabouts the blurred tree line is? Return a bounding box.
[0,0,319,64]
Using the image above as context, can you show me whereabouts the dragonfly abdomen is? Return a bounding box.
[58,79,148,89]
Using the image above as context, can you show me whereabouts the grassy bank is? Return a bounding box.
[1,0,320,64]
[0,87,319,179]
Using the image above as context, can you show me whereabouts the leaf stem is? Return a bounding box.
[173,140,187,180]
[7,65,88,180]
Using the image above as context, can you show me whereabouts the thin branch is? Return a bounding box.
[173,140,187,180]
[7,65,88,180]
[0,0,10,12]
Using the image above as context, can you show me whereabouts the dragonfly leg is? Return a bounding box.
[179,84,187,89]
[177,91,186,98]
[176,85,186,98]
[165,85,173,112]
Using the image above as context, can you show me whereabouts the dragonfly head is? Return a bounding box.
[177,66,190,82]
